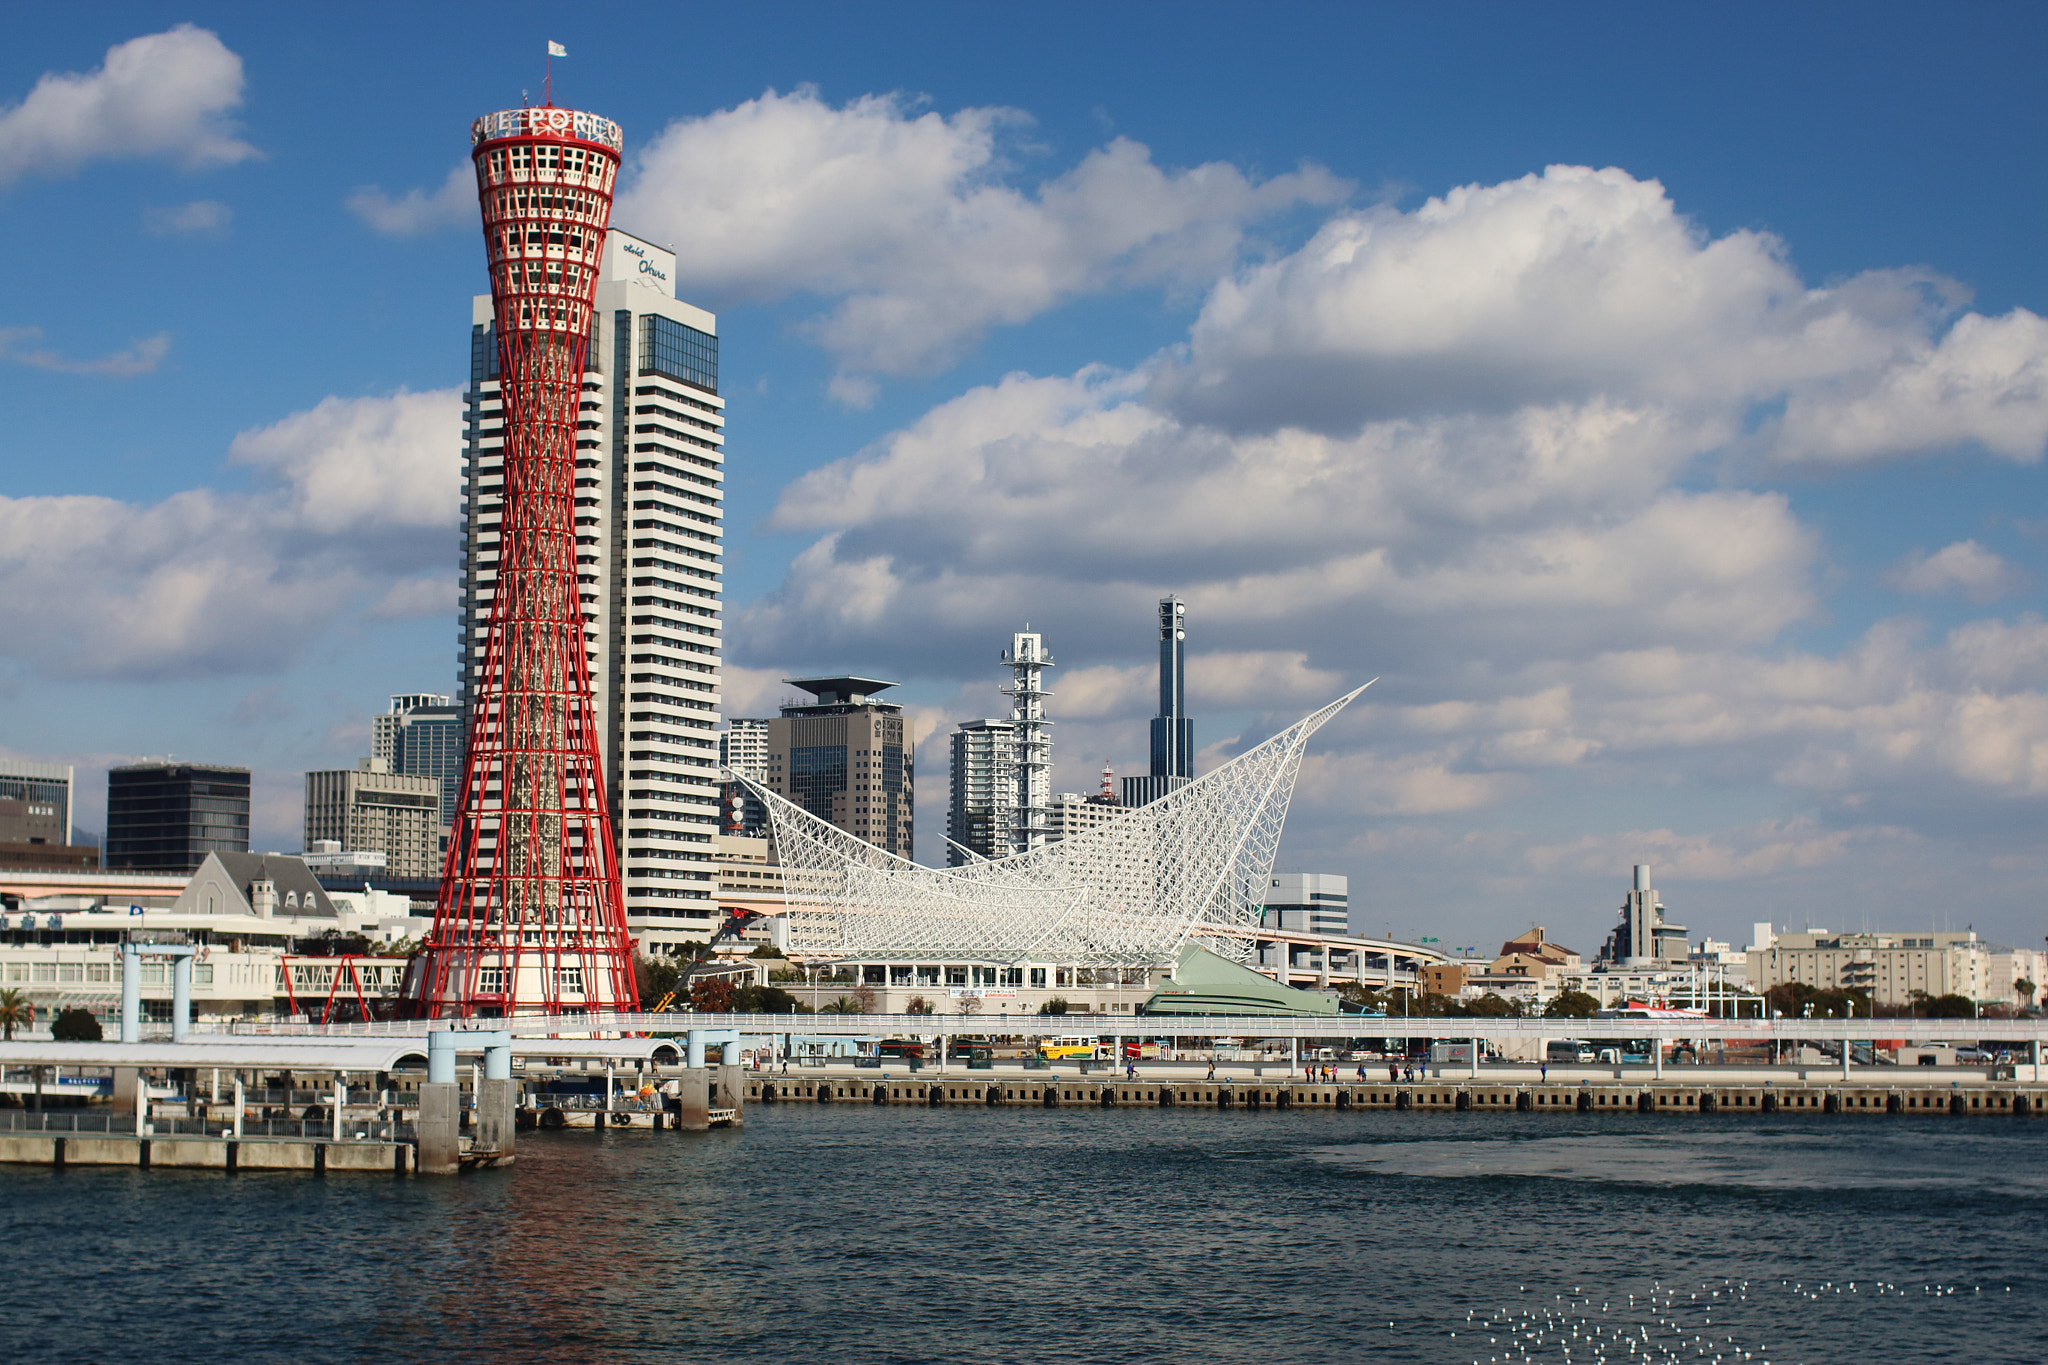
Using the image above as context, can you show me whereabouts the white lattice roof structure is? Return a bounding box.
[731,685,1370,966]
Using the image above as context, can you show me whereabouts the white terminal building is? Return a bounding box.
[462,230,724,954]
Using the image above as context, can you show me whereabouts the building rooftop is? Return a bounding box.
[785,676,899,705]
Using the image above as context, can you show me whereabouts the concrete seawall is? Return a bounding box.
[0,1132,410,1173]
[748,1074,2045,1117]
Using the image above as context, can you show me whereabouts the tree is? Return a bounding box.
[748,944,786,959]
[50,1007,101,1042]
[1544,990,1599,1019]
[636,955,683,1006]
[820,995,864,1014]
[850,984,878,1014]
[732,984,802,1014]
[1464,992,1520,1018]
[2016,978,2036,1009]
[1038,997,1070,1015]
[904,996,934,1014]
[0,988,33,1040]
[689,976,735,1013]
[955,994,984,1016]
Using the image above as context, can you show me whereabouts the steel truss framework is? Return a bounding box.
[408,105,637,1018]
[739,685,1370,966]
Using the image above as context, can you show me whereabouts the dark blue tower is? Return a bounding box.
[1123,595,1194,808]
[1150,595,1193,778]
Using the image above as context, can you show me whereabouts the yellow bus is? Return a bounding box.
[1037,1035,1101,1061]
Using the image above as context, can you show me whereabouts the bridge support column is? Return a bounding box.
[119,944,140,1043]
[171,954,192,1043]
[474,1031,515,1162]
[417,1032,461,1175]
[678,1069,709,1130]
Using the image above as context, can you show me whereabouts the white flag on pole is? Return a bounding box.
[548,40,567,57]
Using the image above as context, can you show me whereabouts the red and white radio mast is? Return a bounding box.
[407,100,636,1017]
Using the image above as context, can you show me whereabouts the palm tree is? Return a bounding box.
[2017,978,2037,1011]
[0,988,34,1041]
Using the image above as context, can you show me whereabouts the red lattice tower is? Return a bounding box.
[407,103,636,1017]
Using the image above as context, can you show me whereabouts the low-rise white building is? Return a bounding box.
[0,852,430,1030]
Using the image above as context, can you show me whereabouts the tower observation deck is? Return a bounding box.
[406,103,637,1017]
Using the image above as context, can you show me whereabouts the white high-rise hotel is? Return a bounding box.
[461,230,722,954]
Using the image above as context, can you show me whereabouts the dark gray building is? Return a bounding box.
[762,677,913,859]
[1123,595,1194,809]
[105,762,250,871]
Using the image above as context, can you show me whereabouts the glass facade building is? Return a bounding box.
[104,762,250,871]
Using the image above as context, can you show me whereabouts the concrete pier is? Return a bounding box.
[744,1069,2046,1118]
[0,1130,410,1173]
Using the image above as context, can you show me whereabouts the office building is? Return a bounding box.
[0,761,73,844]
[372,693,464,831]
[719,718,770,838]
[946,718,1015,865]
[1745,927,2046,1009]
[762,677,913,860]
[303,759,442,881]
[1597,864,1690,965]
[459,223,725,953]
[0,761,98,869]
[104,762,249,871]
[1258,872,1350,937]
[1124,596,1194,808]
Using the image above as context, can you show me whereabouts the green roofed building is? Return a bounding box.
[1139,943,1341,1017]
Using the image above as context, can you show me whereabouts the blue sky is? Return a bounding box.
[2,4,2042,958]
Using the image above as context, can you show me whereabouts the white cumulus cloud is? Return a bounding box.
[0,25,255,187]
[0,389,462,680]
[614,87,1348,390]
[1148,165,2047,465]
[347,163,476,236]
[1887,540,2023,601]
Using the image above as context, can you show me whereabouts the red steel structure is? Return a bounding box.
[406,103,638,1017]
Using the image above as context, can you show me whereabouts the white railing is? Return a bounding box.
[193,1011,2048,1046]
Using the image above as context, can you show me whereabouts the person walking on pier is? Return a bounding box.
[1206,1059,1216,1081]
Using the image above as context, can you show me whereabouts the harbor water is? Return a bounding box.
[4,1105,2043,1362]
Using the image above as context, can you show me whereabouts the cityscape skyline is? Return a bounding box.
[0,9,2042,961]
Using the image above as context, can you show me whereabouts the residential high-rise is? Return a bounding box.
[449,133,725,962]
[1123,596,1194,808]
[303,759,442,880]
[1000,630,1054,854]
[372,694,465,833]
[105,762,250,871]
[719,718,769,838]
[946,718,1015,865]
[411,100,644,1017]
[762,677,913,859]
